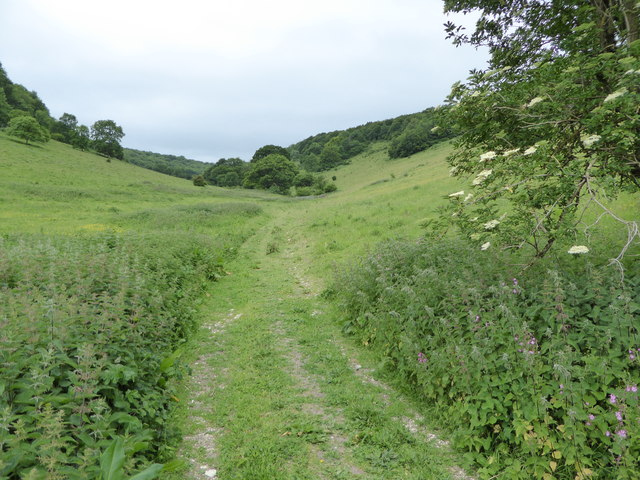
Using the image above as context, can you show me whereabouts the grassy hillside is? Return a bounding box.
[0,133,275,234]
[2,130,638,479]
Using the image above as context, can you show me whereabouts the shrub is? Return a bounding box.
[192,174,206,186]
[0,232,226,478]
[333,239,640,479]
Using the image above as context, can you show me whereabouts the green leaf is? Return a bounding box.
[100,438,126,480]
[159,348,183,373]
[128,464,163,480]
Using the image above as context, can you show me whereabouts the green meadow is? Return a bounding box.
[1,131,639,480]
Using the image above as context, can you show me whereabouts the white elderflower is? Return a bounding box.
[448,190,465,198]
[524,146,538,155]
[526,96,544,108]
[504,148,520,157]
[483,219,500,230]
[464,193,474,202]
[472,169,493,185]
[480,242,491,251]
[449,166,459,176]
[581,134,601,148]
[479,151,497,162]
[568,245,589,254]
[604,88,628,103]
[430,126,440,133]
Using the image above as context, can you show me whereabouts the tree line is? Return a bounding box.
[289,107,455,171]
[1,62,125,159]
[197,144,337,196]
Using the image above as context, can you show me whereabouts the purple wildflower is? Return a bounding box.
[609,394,617,404]
[616,411,623,422]
[417,352,427,364]
[606,431,612,437]
[616,429,627,439]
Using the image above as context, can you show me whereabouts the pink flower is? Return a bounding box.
[616,411,623,422]
[616,429,627,439]
[609,394,617,404]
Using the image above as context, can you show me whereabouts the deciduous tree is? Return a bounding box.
[91,119,125,159]
[441,0,640,264]
[6,115,49,144]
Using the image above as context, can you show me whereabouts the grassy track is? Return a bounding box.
[4,134,637,478]
[171,205,475,479]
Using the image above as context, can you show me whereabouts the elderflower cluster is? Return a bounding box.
[448,190,465,198]
[503,148,520,157]
[581,134,601,148]
[480,242,491,251]
[525,96,544,108]
[524,146,538,155]
[568,245,589,254]
[472,169,493,185]
[479,151,497,162]
[483,219,500,230]
[604,88,628,103]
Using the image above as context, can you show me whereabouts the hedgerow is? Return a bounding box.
[0,232,225,479]
[333,239,640,479]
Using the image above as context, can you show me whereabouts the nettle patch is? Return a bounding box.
[334,239,640,479]
[0,233,225,479]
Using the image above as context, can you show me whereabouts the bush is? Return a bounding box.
[0,232,226,478]
[192,174,206,186]
[333,239,640,479]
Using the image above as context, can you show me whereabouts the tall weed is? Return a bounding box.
[0,232,225,478]
[333,239,640,479]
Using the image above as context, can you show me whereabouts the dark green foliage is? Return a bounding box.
[290,108,454,171]
[6,115,50,144]
[71,125,91,151]
[251,144,290,162]
[124,149,208,180]
[388,119,448,159]
[0,88,12,127]
[291,172,337,196]
[51,113,79,145]
[192,174,206,186]
[91,120,125,160]
[243,154,300,194]
[0,231,229,478]
[334,239,640,479]
[203,158,248,186]
[0,63,53,129]
[292,171,315,188]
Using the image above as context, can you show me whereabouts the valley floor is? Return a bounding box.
[170,207,475,480]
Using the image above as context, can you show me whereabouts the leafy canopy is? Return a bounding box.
[6,115,50,144]
[441,0,640,263]
[91,119,125,159]
[243,153,300,194]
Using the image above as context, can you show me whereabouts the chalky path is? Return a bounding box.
[172,207,475,480]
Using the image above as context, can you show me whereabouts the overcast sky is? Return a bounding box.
[0,0,487,162]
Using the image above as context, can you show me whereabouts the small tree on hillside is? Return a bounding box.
[243,154,300,194]
[6,115,49,144]
[91,119,125,159]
